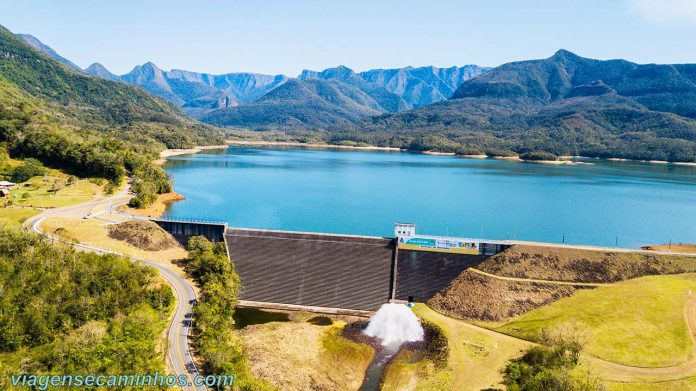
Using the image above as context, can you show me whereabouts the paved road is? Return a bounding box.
[24,190,206,391]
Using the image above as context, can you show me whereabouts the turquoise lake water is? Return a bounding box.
[163,146,696,248]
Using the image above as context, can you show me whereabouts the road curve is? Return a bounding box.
[23,191,206,391]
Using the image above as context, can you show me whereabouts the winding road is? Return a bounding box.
[23,188,207,391]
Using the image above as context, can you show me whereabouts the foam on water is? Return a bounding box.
[363,303,424,348]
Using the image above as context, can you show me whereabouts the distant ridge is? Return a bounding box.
[16,33,82,71]
[84,62,120,81]
[301,64,488,108]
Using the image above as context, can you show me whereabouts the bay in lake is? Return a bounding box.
[163,146,696,248]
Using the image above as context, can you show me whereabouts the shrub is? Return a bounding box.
[485,149,518,158]
[503,324,603,391]
[520,151,559,161]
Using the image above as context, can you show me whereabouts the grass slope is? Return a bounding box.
[482,274,696,367]
[478,245,696,283]
[405,304,531,391]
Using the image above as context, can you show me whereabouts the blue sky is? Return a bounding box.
[2,0,696,76]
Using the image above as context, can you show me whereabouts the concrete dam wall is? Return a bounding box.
[154,220,506,312]
[225,229,395,311]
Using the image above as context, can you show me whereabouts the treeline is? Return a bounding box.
[2,125,173,206]
[0,229,173,389]
[9,129,126,182]
[180,237,274,391]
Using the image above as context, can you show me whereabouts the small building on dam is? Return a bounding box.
[154,219,511,312]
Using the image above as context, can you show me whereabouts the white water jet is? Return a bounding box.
[363,303,424,349]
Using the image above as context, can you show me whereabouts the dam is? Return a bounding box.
[154,219,511,312]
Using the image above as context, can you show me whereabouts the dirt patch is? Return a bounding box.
[478,245,696,283]
[119,192,185,218]
[107,220,181,251]
[643,244,696,254]
[428,270,583,321]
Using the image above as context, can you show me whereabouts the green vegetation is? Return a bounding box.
[484,274,696,367]
[520,151,559,161]
[503,325,603,391]
[180,236,273,391]
[340,50,696,162]
[0,229,173,389]
[0,24,223,207]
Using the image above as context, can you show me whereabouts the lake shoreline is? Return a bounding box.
[156,145,229,165]
[225,140,404,152]
[224,140,695,166]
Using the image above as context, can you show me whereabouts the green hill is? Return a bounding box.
[0,24,222,205]
[201,78,384,129]
[339,50,696,162]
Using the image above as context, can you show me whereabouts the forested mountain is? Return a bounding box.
[0,24,223,205]
[337,50,696,162]
[201,78,384,129]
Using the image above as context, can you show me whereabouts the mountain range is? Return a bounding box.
[10,32,696,162]
[347,49,696,161]
[16,34,486,126]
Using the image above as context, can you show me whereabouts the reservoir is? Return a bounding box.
[163,146,696,248]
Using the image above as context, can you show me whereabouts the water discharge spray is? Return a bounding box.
[364,303,424,348]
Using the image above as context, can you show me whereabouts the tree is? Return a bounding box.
[11,158,45,183]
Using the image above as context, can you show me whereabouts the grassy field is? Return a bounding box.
[482,274,696,367]
[40,216,187,263]
[236,311,374,391]
[388,304,531,391]
[7,171,102,208]
[0,207,39,229]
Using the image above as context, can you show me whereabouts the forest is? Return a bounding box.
[0,229,173,390]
